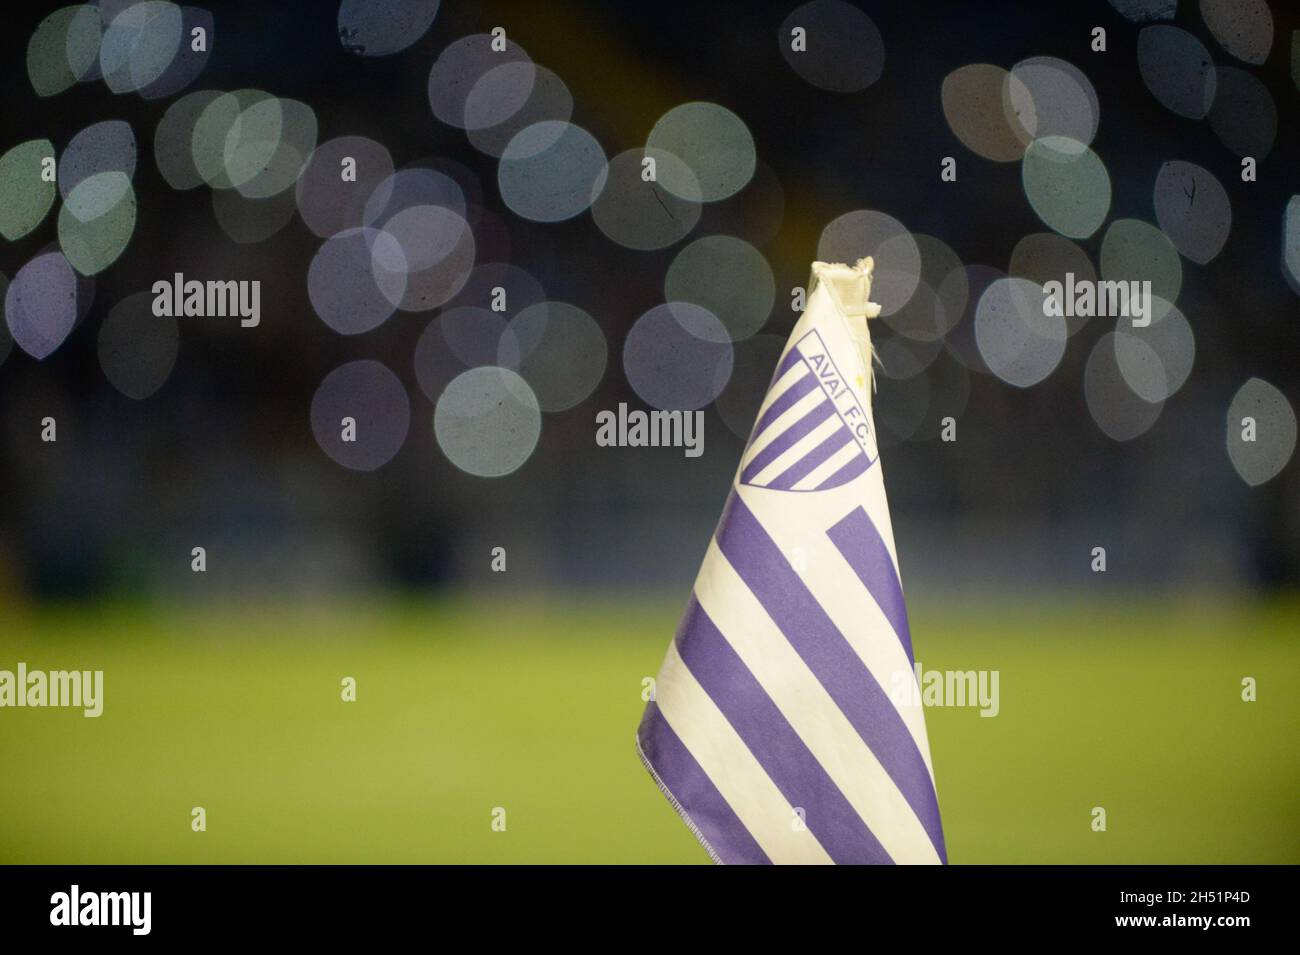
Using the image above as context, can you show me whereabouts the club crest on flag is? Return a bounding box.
[739,329,877,493]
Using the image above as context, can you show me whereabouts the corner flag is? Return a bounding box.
[636,258,946,864]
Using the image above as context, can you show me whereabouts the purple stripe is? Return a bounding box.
[827,507,913,660]
[815,446,871,489]
[749,369,817,441]
[716,495,947,862]
[675,598,894,864]
[637,702,772,864]
[768,434,857,491]
[741,400,836,484]
[772,346,802,382]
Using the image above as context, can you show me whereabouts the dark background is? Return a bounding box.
[0,0,1296,602]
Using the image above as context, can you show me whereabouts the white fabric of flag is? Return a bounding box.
[636,258,946,865]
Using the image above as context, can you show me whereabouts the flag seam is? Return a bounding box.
[635,736,725,865]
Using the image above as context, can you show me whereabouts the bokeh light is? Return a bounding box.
[97,291,178,399]
[463,60,535,132]
[428,34,532,130]
[623,303,734,410]
[497,121,607,223]
[0,139,57,240]
[943,264,1002,374]
[1021,136,1110,239]
[66,4,104,84]
[591,148,701,251]
[1200,0,1272,65]
[1008,232,1095,336]
[224,95,319,198]
[99,1,183,95]
[434,367,541,478]
[381,205,468,273]
[1137,26,1216,119]
[1112,297,1195,403]
[364,167,466,227]
[778,0,885,93]
[27,5,98,97]
[1226,378,1296,486]
[154,88,221,190]
[1099,218,1183,311]
[308,227,405,334]
[310,359,411,471]
[377,213,475,313]
[974,276,1066,388]
[1085,332,1164,441]
[338,0,440,57]
[188,88,319,197]
[645,102,755,203]
[498,301,607,412]
[1207,67,1276,159]
[59,120,136,199]
[1007,56,1099,148]
[4,252,79,360]
[1153,161,1231,265]
[941,64,1028,162]
[664,235,774,341]
[352,165,477,313]
[880,282,951,357]
[58,171,137,275]
[912,233,967,341]
[466,64,573,158]
[414,306,507,402]
[449,262,545,316]
[138,6,212,100]
[420,157,485,218]
[190,89,256,188]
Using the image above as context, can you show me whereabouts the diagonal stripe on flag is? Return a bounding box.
[767,433,855,490]
[827,507,914,660]
[675,597,895,864]
[715,495,948,861]
[748,368,819,447]
[695,540,943,863]
[817,447,871,489]
[790,439,862,491]
[741,400,835,483]
[651,640,834,863]
[636,257,943,865]
[747,414,844,486]
[755,501,934,767]
[636,702,772,865]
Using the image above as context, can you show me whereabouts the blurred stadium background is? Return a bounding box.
[1,0,1297,863]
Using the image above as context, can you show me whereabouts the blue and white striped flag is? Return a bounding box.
[637,257,946,864]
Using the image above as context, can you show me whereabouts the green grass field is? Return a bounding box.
[1,594,1296,863]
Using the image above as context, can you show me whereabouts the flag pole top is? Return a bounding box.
[809,257,883,320]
